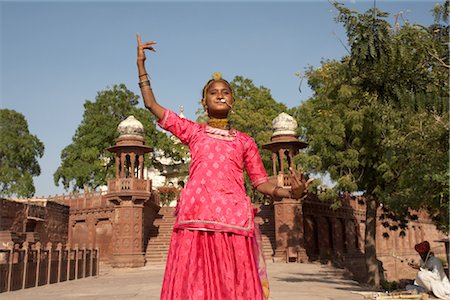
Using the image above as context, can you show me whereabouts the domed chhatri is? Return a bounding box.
[262,112,307,178]
[118,116,145,138]
[272,112,298,137]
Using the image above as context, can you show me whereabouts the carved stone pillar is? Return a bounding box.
[110,199,145,267]
[273,198,307,262]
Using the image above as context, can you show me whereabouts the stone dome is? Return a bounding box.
[272,112,298,137]
[117,116,144,138]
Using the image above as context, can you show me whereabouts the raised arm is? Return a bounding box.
[136,33,165,120]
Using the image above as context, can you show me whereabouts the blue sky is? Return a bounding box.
[1,0,437,197]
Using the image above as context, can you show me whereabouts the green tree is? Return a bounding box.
[294,1,449,287]
[0,109,44,197]
[54,84,184,191]
[231,76,288,202]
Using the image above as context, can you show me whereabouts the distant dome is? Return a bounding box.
[272,112,297,137]
[118,116,144,137]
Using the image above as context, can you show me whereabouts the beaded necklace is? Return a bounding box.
[207,118,230,130]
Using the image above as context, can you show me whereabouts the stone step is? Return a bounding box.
[146,254,167,258]
[145,205,275,262]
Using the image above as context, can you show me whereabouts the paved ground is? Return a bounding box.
[2,262,374,300]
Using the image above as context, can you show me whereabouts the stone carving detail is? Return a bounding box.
[118,116,144,138]
[272,112,298,137]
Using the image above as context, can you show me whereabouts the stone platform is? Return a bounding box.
[1,262,372,300]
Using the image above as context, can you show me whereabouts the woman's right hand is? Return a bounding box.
[136,32,156,64]
[289,167,314,199]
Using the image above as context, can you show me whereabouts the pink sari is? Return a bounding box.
[158,110,270,299]
[160,228,268,300]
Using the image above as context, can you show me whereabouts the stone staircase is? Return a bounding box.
[145,205,276,264]
[255,204,277,261]
[145,206,176,264]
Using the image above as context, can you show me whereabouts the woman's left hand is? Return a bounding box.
[289,167,314,199]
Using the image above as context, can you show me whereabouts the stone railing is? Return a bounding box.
[0,242,99,293]
[266,174,292,187]
[49,191,110,210]
[107,178,151,193]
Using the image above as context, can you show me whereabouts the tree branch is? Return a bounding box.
[428,51,450,69]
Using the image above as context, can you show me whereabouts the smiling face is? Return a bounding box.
[204,81,234,119]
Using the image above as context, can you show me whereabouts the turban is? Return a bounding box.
[414,241,430,254]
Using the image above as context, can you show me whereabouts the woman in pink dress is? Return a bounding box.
[136,34,312,300]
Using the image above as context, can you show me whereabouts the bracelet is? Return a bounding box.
[138,73,148,77]
[139,80,151,88]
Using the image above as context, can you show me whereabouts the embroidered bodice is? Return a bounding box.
[158,110,269,236]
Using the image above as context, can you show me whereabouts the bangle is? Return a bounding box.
[139,73,148,78]
[139,80,151,88]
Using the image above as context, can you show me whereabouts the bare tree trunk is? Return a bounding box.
[364,195,380,287]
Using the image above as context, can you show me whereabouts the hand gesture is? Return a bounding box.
[289,167,314,199]
[136,32,156,63]
[408,262,420,270]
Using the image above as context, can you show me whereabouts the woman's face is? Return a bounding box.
[205,81,234,118]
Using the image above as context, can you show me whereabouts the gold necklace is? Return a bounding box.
[207,118,230,129]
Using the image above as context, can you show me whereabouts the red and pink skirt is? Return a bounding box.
[160,229,268,300]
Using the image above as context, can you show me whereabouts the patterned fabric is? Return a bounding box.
[158,109,269,299]
[158,109,269,236]
[161,229,264,300]
[253,208,270,300]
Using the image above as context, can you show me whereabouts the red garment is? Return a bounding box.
[161,230,264,300]
[158,109,269,236]
[415,241,431,254]
[157,110,269,299]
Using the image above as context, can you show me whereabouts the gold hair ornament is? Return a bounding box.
[212,72,222,80]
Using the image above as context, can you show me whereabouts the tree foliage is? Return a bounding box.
[0,109,44,197]
[293,1,449,285]
[229,76,288,164]
[54,84,185,191]
[230,76,288,202]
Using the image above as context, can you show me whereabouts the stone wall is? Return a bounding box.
[0,198,27,234]
[0,198,69,246]
[2,193,446,283]
[48,190,160,264]
[300,195,367,281]
[49,192,116,262]
[301,195,448,282]
[376,209,448,282]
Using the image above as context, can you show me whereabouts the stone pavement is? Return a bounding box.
[2,262,373,300]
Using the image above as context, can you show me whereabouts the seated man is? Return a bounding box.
[406,241,450,299]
